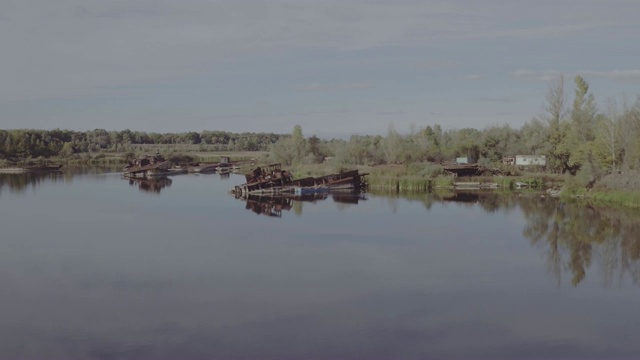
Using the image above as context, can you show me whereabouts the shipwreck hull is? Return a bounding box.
[231,164,368,196]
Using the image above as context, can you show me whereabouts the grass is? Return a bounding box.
[585,190,640,209]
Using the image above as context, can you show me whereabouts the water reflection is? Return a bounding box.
[0,172,65,195]
[375,190,640,287]
[0,166,120,196]
[237,191,368,217]
[3,172,640,358]
[519,197,640,287]
[126,176,173,194]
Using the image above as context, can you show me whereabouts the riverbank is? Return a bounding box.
[286,163,640,209]
[284,162,564,191]
[0,150,267,167]
[4,151,640,209]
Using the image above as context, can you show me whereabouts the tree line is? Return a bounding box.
[3,75,640,184]
[270,75,640,181]
[0,129,284,160]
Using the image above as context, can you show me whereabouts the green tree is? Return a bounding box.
[559,75,598,175]
[536,75,571,173]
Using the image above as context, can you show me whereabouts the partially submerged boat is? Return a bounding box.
[185,162,219,173]
[230,163,368,195]
[180,158,255,174]
[123,153,172,178]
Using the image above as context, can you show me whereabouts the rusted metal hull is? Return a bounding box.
[231,164,368,195]
[186,163,219,173]
[123,162,172,178]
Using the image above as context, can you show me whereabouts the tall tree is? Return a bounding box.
[536,75,570,173]
[556,75,598,175]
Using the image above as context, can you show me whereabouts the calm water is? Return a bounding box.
[1,169,639,360]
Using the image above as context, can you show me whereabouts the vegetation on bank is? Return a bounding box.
[2,75,640,206]
[0,129,283,162]
[260,75,640,206]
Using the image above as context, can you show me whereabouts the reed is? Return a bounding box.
[432,176,454,189]
[397,177,430,192]
[366,175,401,191]
[367,174,452,192]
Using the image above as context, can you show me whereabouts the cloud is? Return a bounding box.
[463,74,482,81]
[581,70,640,82]
[376,111,409,115]
[2,0,638,103]
[295,83,375,92]
[480,22,610,40]
[339,83,375,90]
[477,97,518,103]
[512,69,640,84]
[511,70,562,82]
[417,60,458,69]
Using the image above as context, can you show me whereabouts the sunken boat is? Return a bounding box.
[180,157,256,174]
[230,163,368,195]
[122,153,172,178]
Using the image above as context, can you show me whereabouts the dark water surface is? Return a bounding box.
[1,169,639,360]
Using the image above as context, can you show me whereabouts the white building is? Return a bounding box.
[515,155,546,166]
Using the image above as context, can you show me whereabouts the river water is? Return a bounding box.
[1,169,639,360]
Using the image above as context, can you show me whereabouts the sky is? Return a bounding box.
[1,0,639,137]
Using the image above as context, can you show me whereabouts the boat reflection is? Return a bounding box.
[126,176,172,194]
[236,191,367,218]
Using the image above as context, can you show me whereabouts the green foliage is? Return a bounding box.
[0,129,285,161]
[561,175,589,198]
[433,176,454,188]
[4,74,640,199]
[558,75,599,174]
[167,153,195,164]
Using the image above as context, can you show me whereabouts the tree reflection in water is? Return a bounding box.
[370,189,640,287]
[0,166,119,196]
[444,191,640,287]
[0,172,64,196]
[518,196,640,287]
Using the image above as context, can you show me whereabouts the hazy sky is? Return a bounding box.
[1,0,639,136]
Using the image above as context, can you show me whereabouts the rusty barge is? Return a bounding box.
[185,157,255,174]
[122,153,173,178]
[230,163,368,195]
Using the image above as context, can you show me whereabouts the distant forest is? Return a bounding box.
[2,75,640,181]
[0,129,284,158]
